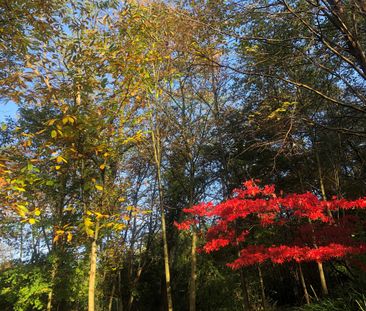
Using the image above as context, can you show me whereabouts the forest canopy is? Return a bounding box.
[1,0,366,310]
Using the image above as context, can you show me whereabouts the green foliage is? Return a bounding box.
[290,285,366,311]
[0,262,50,311]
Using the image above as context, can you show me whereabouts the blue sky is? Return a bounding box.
[0,102,18,122]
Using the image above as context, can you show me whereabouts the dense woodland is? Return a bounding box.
[1,0,366,310]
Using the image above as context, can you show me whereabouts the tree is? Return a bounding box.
[178,180,366,301]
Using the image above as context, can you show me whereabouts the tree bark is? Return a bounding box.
[47,257,58,311]
[239,268,251,311]
[315,147,329,296]
[189,230,197,311]
[258,265,266,311]
[317,261,329,296]
[161,205,173,311]
[88,222,99,311]
[298,263,310,304]
[152,127,173,311]
[108,281,115,311]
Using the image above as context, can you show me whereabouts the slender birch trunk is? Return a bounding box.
[88,221,99,311]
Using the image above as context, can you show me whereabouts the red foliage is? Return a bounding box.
[173,219,196,231]
[176,180,366,270]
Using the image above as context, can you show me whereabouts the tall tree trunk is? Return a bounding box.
[239,268,251,311]
[88,222,99,311]
[258,265,266,311]
[47,289,53,311]
[189,230,197,311]
[315,148,329,296]
[47,257,58,311]
[152,127,173,311]
[161,204,173,311]
[298,263,310,304]
[108,281,115,311]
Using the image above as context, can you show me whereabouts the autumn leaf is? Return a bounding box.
[84,217,94,237]
[95,184,103,191]
[47,119,57,126]
[56,156,67,163]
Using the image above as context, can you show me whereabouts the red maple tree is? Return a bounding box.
[176,180,366,269]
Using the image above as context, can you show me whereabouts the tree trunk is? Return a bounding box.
[108,281,115,311]
[258,265,266,311]
[315,149,329,296]
[317,261,329,296]
[47,290,53,311]
[161,206,173,311]
[298,263,310,304]
[152,125,173,311]
[88,222,99,311]
[189,231,197,311]
[47,258,58,311]
[239,268,251,311]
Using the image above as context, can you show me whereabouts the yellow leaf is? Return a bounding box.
[67,232,72,242]
[34,209,41,216]
[68,116,75,124]
[99,163,106,170]
[29,218,36,225]
[51,130,57,138]
[17,204,28,213]
[47,119,57,126]
[95,212,104,219]
[55,165,61,170]
[62,116,69,124]
[84,217,93,227]
[86,228,94,237]
[114,223,126,230]
[56,156,67,163]
[95,184,103,191]
[36,129,46,135]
